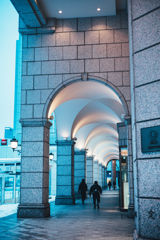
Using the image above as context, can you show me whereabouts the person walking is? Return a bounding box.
[89,181,102,209]
[108,180,112,190]
[78,179,88,204]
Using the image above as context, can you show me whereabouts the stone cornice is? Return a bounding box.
[11,0,46,28]
[56,140,76,146]
[19,17,55,35]
[19,118,52,128]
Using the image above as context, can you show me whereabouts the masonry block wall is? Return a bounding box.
[128,0,160,239]
[21,10,130,121]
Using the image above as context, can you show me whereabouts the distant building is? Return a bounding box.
[4,127,13,140]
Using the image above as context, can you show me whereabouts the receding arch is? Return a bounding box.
[43,76,129,165]
[43,76,129,120]
[105,155,119,167]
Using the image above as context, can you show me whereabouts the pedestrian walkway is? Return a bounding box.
[0,190,135,239]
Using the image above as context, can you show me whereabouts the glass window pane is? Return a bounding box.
[4,177,14,204]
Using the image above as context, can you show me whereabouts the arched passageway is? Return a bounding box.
[18,78,133,218]
[46,79,126,204]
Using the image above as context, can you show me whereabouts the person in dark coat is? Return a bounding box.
[89,181,102,209]
[108,180,112,190]
[78,179,88,204]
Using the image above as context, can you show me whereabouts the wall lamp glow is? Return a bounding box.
[48,115,54,120]
[97,8,101,11]
[59,10,62,13]
[49,152,57,163]
[49,152,54,160]
[72,137,77,141]
[10,137,21,154]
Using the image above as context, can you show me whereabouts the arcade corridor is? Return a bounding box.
[0,190,134,239]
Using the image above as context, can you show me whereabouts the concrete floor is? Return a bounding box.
[0,190,135,239]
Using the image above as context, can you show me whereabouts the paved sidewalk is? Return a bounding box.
[0,190,135,239]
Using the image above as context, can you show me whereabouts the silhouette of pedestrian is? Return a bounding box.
[78,179,87,204]
[89,181,102,209]
[108,180,112,190]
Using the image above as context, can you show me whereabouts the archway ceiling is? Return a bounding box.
[96,145,119,160]
[49,81,121,116]
[84,124,118,148]
[86,135,118,156]
[51,81,124,165]
[102,151,119,162]
[105,155,119,166]
[71,101,121,137]
[94,140,118,156]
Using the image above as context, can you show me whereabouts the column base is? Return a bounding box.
[55,196,75,205]
[128,204,134,218]
[17,203,50,218]
[133,229,138,240]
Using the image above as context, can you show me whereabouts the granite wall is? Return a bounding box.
[20,10,130,120]
[128,0,160,239]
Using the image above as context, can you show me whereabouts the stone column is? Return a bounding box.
[117,122,129,212]
[17,119,51,218]
[102,166,105,189]
[111,160,116,186]
[125,118,134,218]
[74,150,86,198]
[128,1,160,238]
[99,163,102,187]
[86,156,94,191]
[94,160,99,182]
[55,140,75,205]
[105,167,107,188]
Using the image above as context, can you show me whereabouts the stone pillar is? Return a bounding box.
[105,167,107,188]
[99,163,102,187]
[117,122,130,212]
[86,156,94,191]
[74,150,86,198]
[94,160,99,182]
[125,118,134,218]
[17,119,51,218]
[128,1,160,238]
[55,140,75,205]
[111,160,116,186]
[102,166,105,189]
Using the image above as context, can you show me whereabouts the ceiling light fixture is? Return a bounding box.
[59,10,62,14]
[97,8,101,11]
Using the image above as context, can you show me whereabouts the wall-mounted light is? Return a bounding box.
[10,137,18,151]
[48,115,54,120]
[72,137,77,141]
[10,137,21,154]
[97,8,101,11]
[49,152,54,160]
[59,10,62,14]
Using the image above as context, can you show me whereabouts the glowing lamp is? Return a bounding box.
[10,138,18,151]
[49,152,54,160]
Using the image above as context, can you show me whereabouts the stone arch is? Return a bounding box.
[42,76,130,120]
[105,155,119,168]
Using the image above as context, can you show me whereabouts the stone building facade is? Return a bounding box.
[10,0,160,239]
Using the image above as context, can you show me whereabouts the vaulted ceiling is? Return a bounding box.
[49,81,124,165]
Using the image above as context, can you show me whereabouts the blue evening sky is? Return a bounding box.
[0,0,18,138]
